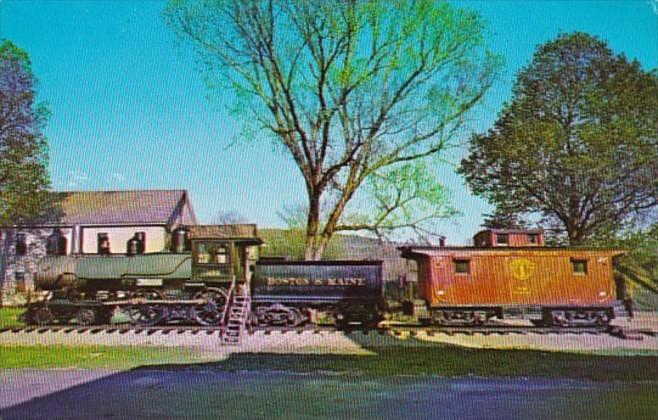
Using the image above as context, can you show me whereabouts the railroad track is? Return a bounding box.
[1,324,655,339]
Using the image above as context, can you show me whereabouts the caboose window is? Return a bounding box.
[571,259,588,274]
[496,234,509,245]
[454,259,471,274]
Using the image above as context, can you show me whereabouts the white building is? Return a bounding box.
[0,189,197,301]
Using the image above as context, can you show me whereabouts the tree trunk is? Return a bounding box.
[304,194,321,260]
[567,225,585,246]
[312,182,358,260]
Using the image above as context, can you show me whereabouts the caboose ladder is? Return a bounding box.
[222,284,250,345]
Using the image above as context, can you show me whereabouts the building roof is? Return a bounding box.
[17,190,195,226]
[188,224,262,244]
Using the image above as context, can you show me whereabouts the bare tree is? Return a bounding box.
[166,0,498,259]
[212,210,251,225]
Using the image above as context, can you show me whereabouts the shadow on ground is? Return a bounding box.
[2,333,658,419]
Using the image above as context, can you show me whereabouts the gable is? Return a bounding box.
[16,190,190,226]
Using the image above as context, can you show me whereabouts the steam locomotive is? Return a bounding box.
[25,225,624,328]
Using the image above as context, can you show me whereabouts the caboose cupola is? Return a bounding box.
[473,229,545,247]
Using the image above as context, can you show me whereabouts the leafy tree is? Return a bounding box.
[0,40,50,226]
[481,208,529,230]
[460,32,658,244]
[166,0,499,259]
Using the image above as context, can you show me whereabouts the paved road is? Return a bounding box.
[1,369,656,419]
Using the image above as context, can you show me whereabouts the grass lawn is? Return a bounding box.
[0,345,203,369]
[0,307,25,329]
[202,346,658,382]
[2,343,657,382]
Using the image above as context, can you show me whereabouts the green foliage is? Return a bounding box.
[481,208,529,230]
[340,162,457,242]
[460,32,658,244]
[592,223,658,308]
[0,39,51,226]
[260,228,354,260]
[0,307,24,328]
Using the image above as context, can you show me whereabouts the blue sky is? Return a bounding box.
[1,1,656,244]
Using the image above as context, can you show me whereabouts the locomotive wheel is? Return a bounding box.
[126,290,167,326]
[335,305,381,328]
[30,307,54,326]
[255,304,303,327]
[76,307,97,326]
[96,308,114,325]
[190,288,228,326]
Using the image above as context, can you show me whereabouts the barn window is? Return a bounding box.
[528,234,539,245]
[571,259,588,274]
[454,259,471,274]
[98,233,110,254]
[496,234,509,246]
[15,271,26,292]
[47,229,67,255]
[15,233,27,256]
[135,232,146,254]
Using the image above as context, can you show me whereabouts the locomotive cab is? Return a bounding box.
[188,224,263,286]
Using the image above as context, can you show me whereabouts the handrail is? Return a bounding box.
[616,265,658,295]
[221,276,237,325]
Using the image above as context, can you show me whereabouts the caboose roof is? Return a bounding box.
[398,246,625,259]
[474,228,544,235]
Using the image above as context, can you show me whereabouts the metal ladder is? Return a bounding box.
[222,284,250,345]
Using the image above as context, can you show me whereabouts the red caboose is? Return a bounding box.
[399,230,624,326]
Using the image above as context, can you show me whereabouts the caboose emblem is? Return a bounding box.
[509,258,536,281]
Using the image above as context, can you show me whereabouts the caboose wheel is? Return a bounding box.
[76,307,97,326]
[594,310,611,326]
[190,287,228,326]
